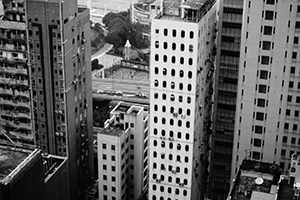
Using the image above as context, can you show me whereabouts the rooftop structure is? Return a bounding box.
[0,145,69,200]
[0,145,31,183]
[227,159,282,200]
[151,0,215,23]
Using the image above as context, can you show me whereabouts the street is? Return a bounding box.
[92,78,149,95]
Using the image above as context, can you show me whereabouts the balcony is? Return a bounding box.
[14,122,31,130]
[0,44,26,52]
[4,6,25,14]
[0,98,14,106]
[15,90,30,98]
[0,118,15,128]
[0,88,13,95]
[16,101,30,108]
[17,112,31,119]
[16,79,29,86]
[0,77,16,85]
[11,34,25,41]
[15,68,28,75]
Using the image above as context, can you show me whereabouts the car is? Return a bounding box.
[115,91,123,96]
[96,90,104,94]
[135,92,148,98]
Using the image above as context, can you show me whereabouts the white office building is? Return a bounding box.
[149,0,218,199]
[232,0,300,179]
[97,102,149,200]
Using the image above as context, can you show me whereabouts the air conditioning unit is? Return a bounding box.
[173,112,178,118]
[179,183,184,187]
[169,137,174,141]
[172,170,176,174]
[156,179,161,183]
[160,136,165,140]
[181,115,186,119]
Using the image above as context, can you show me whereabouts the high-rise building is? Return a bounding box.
[149,0,217,199]
[0,0,33,147]
[232,0,300,183]
[97,102,149,200]
[208,0,244,199]
[0,0,94,199]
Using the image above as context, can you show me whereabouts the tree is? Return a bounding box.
[102,12,118,27]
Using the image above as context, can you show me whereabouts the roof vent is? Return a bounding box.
[255,177,264,185]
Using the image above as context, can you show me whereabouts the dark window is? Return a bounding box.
[262,41,271,50]
[266,0,275,4]
[265,11,274,20]
[258,85,267,93]
[263,26,272,35]
[254,125,263,134]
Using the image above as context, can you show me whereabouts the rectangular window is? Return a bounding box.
[262,41,271,50]
[292,52,297,59]
[283,136,288,143]
[295,110,299,117]
[261,56,270,64]
[111,145,115,150]
[289,81,294,88]
[260,70,268,79]
[103,185,107,191]
[263,26,272,35]
[266,0,275,4]
[286,109,291,116]
[294,37,299,44]
[297,97,300,103]
[256,112,264,121]
[292,137,296,144]
[257,99,266,107]
[287,95,292,102]
[265,11,274,20]
[252,151,260,160]
[254,125,263,134]
[293,124,298,131]
[258,85,267,93]
[296,21,300,29]
[284,123,289,130]
[253,139,262,147]
[291,66,296,74]
[102,143,107,149]
[281,150,286,156]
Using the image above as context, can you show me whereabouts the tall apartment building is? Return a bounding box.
[97,102,149,200]
[0,0,33,147]
[0,0,94,199]
[232,0,300,182]
[149,0,217,199]
[208,0,244,199]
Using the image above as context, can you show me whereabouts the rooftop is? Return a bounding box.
[228,160,282,200]
[0,145,32,183]
[99,125,124,137]
[153,0,216,23]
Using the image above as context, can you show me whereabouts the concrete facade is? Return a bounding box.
[232,0,300,181]
[149,0,218,199]
[97,102,149,200]
[0,0,94,199]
